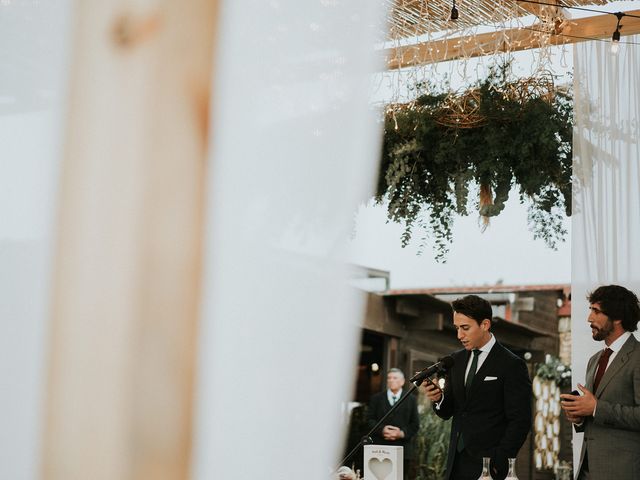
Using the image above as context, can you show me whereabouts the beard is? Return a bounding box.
[592,319,614,341]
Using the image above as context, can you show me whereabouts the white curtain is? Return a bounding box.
[571,34,640,467]
[192,1,388,479]
[0,1,70,478]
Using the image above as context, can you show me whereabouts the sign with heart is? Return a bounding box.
[363,445,403,480]
[368,457,392,479]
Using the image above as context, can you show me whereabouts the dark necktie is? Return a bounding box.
[457,349,481,453]
[593,348,613,391]
[465,349,481,393]
[391,395,397,405]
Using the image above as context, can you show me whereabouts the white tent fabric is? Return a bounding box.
[571,34,640,468]
[192,1,388,479]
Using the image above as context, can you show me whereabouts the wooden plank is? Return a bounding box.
[513,0,563,21]
[41,1,219,479]
[385,9,640,69]
[516,0,572,36]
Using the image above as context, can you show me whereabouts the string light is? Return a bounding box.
[515,0,640,19]
[611,30,621,54]
[380,0,640,102]
[514,1,639,54]
[611,12,623,55]
[450,0,459,21]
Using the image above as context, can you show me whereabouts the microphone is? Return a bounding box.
[409,355,454,383]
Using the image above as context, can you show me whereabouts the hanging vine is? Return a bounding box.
[375,64,573,261]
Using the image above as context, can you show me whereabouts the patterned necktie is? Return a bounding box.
[465,349,481,393]
[593,348,613,391]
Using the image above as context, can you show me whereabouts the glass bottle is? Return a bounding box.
[505,458,519,480]
[477,457,493,479]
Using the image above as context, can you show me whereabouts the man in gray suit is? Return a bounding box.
[561,285,640,480]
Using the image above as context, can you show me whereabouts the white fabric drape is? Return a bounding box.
[192,2,388,479]
[0,1,70,478]
[572,34,640,468]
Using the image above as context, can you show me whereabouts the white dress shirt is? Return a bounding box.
[464,333,496,382]
[603,331,631,368]
[436,333,496,409]
[387,389,402,405]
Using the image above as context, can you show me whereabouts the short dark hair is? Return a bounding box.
[588,285,640,332]
[451,295,493,325]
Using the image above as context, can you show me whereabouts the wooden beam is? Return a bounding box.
[516,0,571,36]
[516,0,563,21]
[41,1,219,479]
[385,9,640,69]
[404,313,444,330]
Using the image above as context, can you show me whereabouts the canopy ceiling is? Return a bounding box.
[385,0,640,68]
[386,0,610,39]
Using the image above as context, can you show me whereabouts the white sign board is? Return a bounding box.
[364,445,403,480]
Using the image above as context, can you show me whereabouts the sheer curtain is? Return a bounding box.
[192,1,388,479]
[2,0,387,477]
[0,1,70,478]
[571,34,640,467]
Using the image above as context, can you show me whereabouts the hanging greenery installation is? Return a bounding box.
[375,65,573,261]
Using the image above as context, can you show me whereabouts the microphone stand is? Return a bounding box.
[336,373,441,472]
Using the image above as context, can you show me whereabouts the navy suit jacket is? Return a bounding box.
[434,341,532,479]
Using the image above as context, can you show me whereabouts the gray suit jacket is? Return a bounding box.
[576,335,640,479]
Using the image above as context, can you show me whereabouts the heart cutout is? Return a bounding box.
[368,457,393,480]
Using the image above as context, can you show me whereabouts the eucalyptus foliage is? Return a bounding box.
[376,66,573,262]
[536,354,572,387]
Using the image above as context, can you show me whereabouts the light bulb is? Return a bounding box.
[611,13,623,55]
[611,29,620,55]
[611,40,620,55]
[450,0,458,20]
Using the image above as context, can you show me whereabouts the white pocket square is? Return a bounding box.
[484,376,498,381]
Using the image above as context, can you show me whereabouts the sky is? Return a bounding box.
[349,195,571,288]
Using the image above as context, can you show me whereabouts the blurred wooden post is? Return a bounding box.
[42,1,219,479]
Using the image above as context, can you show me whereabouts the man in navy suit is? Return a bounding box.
[424,295,532,480]
[367,368,420,479]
